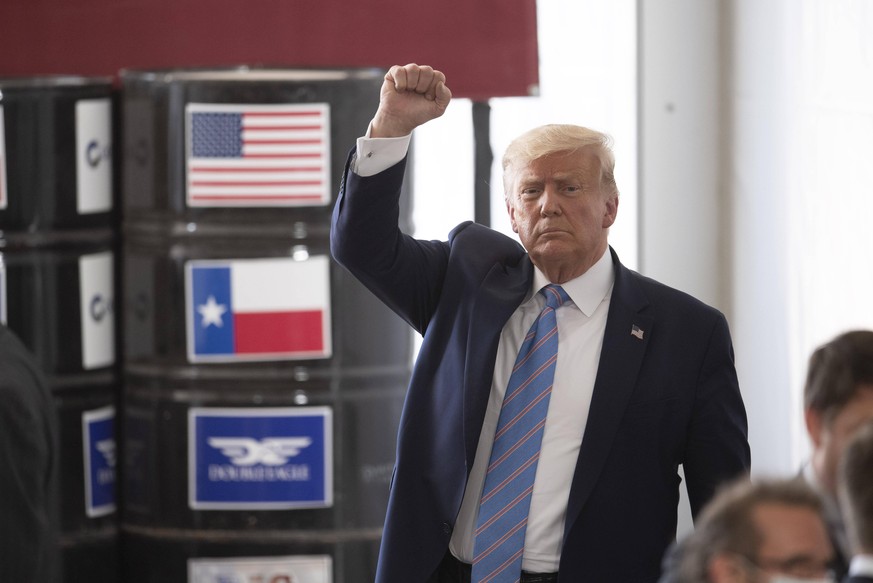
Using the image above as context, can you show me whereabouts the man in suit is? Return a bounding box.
[838,420,873,583]
[0,324,60,582]
[675,477,835,583]
[804,331,873,579]
[331,63,751,582]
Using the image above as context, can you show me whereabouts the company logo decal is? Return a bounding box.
[189,407,333,510]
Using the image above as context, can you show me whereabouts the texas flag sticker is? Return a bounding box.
[185,256,332,362]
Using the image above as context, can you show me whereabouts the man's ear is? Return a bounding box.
[506,199,519,234]
[805,407,824,449]
[602,195,618,229]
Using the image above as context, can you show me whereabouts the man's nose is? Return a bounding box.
[540,188,562,215]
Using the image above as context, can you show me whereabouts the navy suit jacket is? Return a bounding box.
[331,152,751,582]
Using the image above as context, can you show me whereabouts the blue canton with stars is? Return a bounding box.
[191,113,243,157]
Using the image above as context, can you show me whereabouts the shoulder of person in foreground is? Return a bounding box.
[0,325,60,583]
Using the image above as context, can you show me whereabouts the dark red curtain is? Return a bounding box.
[0,0,538,100]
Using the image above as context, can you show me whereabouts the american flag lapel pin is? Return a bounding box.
[631,324,645,340]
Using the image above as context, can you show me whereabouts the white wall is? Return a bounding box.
[639,0,728,311]
[638,0,729,538]
[728,0,799,476]
[640,0,873,539]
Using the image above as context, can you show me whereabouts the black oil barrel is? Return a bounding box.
[0,76,115,232]
[0,76,119,583]
[53,379,119,581]
[2,234,117,374]
[121,67,411,232]
[120,68,411,582]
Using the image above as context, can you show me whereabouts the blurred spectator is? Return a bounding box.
[0,324,60,582]
[804,330,873,578]
[837,420,873,583]
[676,476,834,583]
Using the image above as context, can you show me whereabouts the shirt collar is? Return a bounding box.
[531,248,615,317]
[849,555,873,577]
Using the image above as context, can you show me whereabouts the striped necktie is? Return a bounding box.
[472,284,570,583]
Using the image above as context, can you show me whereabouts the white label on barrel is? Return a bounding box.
[185,102,332,207]
[189,407,333,510]
[188,555,332,583]
[185,255,332,363]
[75,98,113,214]
[82,405,116,517]
[0,105,6,210]
[79,251,115,369]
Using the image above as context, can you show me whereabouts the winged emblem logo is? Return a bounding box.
[96,439,117,468]
[208,437,313,466]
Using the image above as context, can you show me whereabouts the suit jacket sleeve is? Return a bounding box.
[331,148,451,335]
[683,312,751,517]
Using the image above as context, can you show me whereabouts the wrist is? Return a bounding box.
[370,111,414,138]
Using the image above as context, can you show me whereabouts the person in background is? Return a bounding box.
[676,477,835,583]
[0,324,60,582]
[331,63,750,582]
[837,420,873,583]
[804,330,873,579]
[661,329,873,583]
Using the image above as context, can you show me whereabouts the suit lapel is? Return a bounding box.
[463,258,532,471]
[563,249,652,540]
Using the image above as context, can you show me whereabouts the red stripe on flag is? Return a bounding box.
[242,139,322,145]
[241,125,323,131]
[243,153,322,159]
[191,194,325,201]
[189,166,323,173]
[234,310,324,354]
[190,180,322,187]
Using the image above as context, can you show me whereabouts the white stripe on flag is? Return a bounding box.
[230,256,330,313]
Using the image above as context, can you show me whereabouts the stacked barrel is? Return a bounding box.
[119,68,412,582]
[0,77,120,581]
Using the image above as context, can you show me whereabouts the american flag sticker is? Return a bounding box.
[188,555,333,583]
[1,105,7,210]
[185,256,332,362]
[185,103,331,208]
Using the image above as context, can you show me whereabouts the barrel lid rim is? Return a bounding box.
[119,65,385,83]
[0,75,114,90]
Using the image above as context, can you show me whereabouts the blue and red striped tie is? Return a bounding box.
[472,284,570,583]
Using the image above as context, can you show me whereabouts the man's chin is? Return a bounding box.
[529,243,576,265]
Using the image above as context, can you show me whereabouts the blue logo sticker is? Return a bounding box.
[189,407,333,510]
[83,406,116,517]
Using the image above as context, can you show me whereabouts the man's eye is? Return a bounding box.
[521,188,540,196]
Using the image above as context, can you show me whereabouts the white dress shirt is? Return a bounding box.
[849,555,873,577]
[352,132,615,573]
[449,256,613,573]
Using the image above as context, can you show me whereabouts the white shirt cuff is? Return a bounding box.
[352,125,412,177]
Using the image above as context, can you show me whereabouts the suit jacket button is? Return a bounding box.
[442,522,452,535]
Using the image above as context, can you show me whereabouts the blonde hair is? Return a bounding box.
[501,124,618,199]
